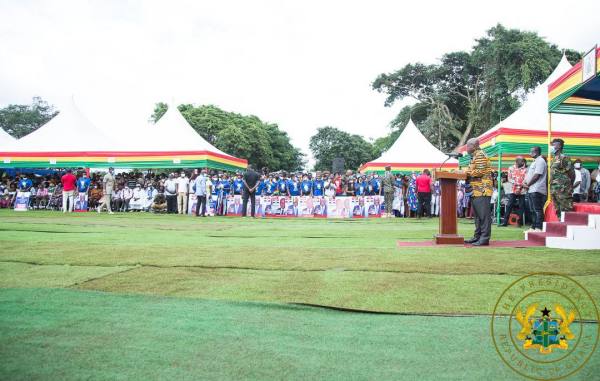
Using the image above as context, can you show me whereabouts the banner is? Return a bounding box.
[74,192,88,212]
[192,196,386,218]
[188,194,219,216]
[14,191,30,211]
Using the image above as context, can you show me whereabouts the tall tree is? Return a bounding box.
[0,97,58,138]
[151,103,305,171]
[373,24,582,151]
[309,127,374,171]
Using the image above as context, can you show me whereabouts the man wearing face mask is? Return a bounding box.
[572,159,590,202]
[98,167,115,214]
[522,147,547,232]
[549,138,575,218]
[176,171,190,214]
[592,161,600,203]
[501,156,528,227]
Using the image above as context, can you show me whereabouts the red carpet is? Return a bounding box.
[396,240,543,248]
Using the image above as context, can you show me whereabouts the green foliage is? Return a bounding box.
[151,103,305,171]
[309,126,374,171]
[373,24,583,151]
[0,97,58,138]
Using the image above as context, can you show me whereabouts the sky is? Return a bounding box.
[1,0,599,164]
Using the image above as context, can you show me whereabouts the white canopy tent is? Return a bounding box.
[2,98,119,153]
[360,119,457,173]
[0,127,16,147]
[134,104,227,154]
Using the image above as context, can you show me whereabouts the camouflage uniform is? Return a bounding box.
[550,154,575,217]
[382,171,395,214]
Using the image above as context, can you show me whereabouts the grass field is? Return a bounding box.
[1,210,599,380]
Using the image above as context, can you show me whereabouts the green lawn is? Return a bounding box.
[1,210,599,380]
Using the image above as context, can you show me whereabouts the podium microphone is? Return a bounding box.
[439,152,463,171]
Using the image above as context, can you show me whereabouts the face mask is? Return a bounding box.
[550,146,557,155]
[574,163,581,169]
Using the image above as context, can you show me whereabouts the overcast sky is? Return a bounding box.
[1,0,599,163]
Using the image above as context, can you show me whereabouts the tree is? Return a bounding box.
[373,24,582,151]
[151,103,305,171]
[0,97,58,138]
[309,127,374,171]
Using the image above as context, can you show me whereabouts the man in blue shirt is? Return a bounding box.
[255,175,266,196]
[76,172,91,210]
[77,173,91,193]
[219,174,231,196]
[265,176,276,196]
[312,175,324,196]
[18,175,33,191]
[300,175,312,196]
[233,173,244,195]
[277,174,288,195]
[371,174,382,195]
[288,175,300,196]
[356,176,366,196]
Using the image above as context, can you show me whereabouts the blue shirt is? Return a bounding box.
[356,182,366,196]
[371,178,381,194]
[288,180,300,196]
[265,181,276,195]
[301,180,312,195]
[313,180,324,196]
[18,179,33,190]
[233,179,243,194]
[256,180,265,195]
[219,180,231,195]
[277,179,287,194]
[77,177,91,192]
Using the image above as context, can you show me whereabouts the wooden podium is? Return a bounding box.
[434,171,467,245]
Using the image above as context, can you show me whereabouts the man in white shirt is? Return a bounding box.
[572,159,590,202]
[176,171,190,214]
[523,147,547,232]
[130,184,145,211]
[164,173,178,214]
[193,170,208,217]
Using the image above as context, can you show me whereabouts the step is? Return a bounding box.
[574,202,600,214]
[563,212,589,225]
[544,222,567,236]
[526,231,565,245]
[546,226,600,249]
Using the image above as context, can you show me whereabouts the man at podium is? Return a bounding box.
[463,138,493,246]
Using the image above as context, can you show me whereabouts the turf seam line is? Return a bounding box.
[2,260,600,277]
[66,266,139,288]
[290,303,600,323]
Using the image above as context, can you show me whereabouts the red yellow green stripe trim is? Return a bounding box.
[0,150,247,170]
[359,162,458,173]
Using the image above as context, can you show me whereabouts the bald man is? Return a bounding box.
[464,138,493,246]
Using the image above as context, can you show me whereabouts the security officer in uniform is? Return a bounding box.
[464,138,493,246]
[549,138,575,218]
[382,165,395,218]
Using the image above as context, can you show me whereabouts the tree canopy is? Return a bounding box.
[0,97,58,138]
[372,24,582,153]
[151,103,305,172]
[309,126,374,172]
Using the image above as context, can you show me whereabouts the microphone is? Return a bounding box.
[439,152,462,171]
